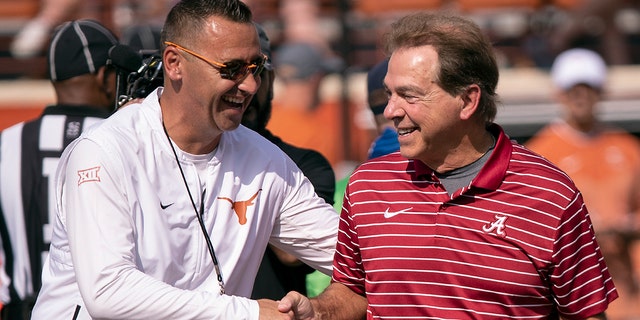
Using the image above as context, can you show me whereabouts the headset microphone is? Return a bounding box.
[108,44,163,110]
[109,44,143,72]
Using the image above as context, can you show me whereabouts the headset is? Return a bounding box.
[109,44,164,109]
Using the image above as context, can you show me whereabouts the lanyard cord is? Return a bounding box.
[162,123,225,294]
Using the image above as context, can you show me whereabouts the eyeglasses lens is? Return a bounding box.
[221,56,265,80]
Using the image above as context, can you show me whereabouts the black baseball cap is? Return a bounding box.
[255,23,273,71]
[367,58,389,116]
[47,19,118,81]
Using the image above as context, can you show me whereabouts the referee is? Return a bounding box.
[0,19,118,320]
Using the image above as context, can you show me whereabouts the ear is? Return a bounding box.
[96,65,114,97]
[163,46,183,80]
[459,84,481,121]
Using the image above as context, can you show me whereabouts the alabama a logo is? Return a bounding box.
[482,215,507,237]
[77,166,101,185]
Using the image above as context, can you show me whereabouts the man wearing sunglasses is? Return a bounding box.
[30,0,339,319]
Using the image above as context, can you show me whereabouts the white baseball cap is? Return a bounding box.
[550,48,607,90]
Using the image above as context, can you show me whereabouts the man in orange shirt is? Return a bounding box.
[526,48,640,318]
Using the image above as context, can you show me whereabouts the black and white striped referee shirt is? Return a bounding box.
[0,105,110,308]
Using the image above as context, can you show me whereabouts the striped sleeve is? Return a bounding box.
[331,182,366,296]
[551,191,618,318]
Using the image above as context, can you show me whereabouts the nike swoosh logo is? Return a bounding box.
[160,202,174,210]
[383,207,413,218]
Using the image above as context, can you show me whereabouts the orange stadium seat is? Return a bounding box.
[0,0,39,18]
[552,0,583,9]
[0,0,45,79]
[457,0,542,11]
[354,0,443,15]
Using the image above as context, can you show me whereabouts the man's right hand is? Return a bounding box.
[277,291,316,320]
[264,283,366,320]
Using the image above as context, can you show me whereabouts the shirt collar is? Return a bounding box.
[412,123,512,191]
[472,124,511,191]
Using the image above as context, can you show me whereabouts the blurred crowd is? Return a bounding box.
[3,0,640,68]
[1,0,640,186]
[2,1,640,155]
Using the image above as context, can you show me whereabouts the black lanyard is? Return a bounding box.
[162,123,225,294]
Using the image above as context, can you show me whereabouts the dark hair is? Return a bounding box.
[385,13,499,124]
[161,0,253,48]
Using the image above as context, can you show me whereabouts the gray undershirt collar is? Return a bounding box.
[435,140,496,196]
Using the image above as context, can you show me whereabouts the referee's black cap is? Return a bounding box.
[47,19,118,81]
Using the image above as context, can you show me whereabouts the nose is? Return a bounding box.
[383,95,399,121]
[237,72,261,94]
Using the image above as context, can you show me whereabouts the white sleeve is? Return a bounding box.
[271,169,339,276]
[62,139,259,319]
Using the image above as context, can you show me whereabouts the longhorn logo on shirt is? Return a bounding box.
[217,189,262,225]
[482,215,507,237]
[77,166,101,185]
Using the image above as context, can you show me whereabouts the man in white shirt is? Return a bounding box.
[30,0,338,319]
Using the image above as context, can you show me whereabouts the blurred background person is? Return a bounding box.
[243,23,336,301]
[547,0,632,65]
[120,23,162,53]
[328,57,401,299]
[0,19,118,319]
[272,41,343,112]
[334,57,399,211]
[10,0,93,58]
[525,47,640,319]
[10,0,174,58]
[275,13,344,109]
[365,58,399,160]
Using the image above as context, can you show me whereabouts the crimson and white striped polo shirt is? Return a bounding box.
[333,124,617,319]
